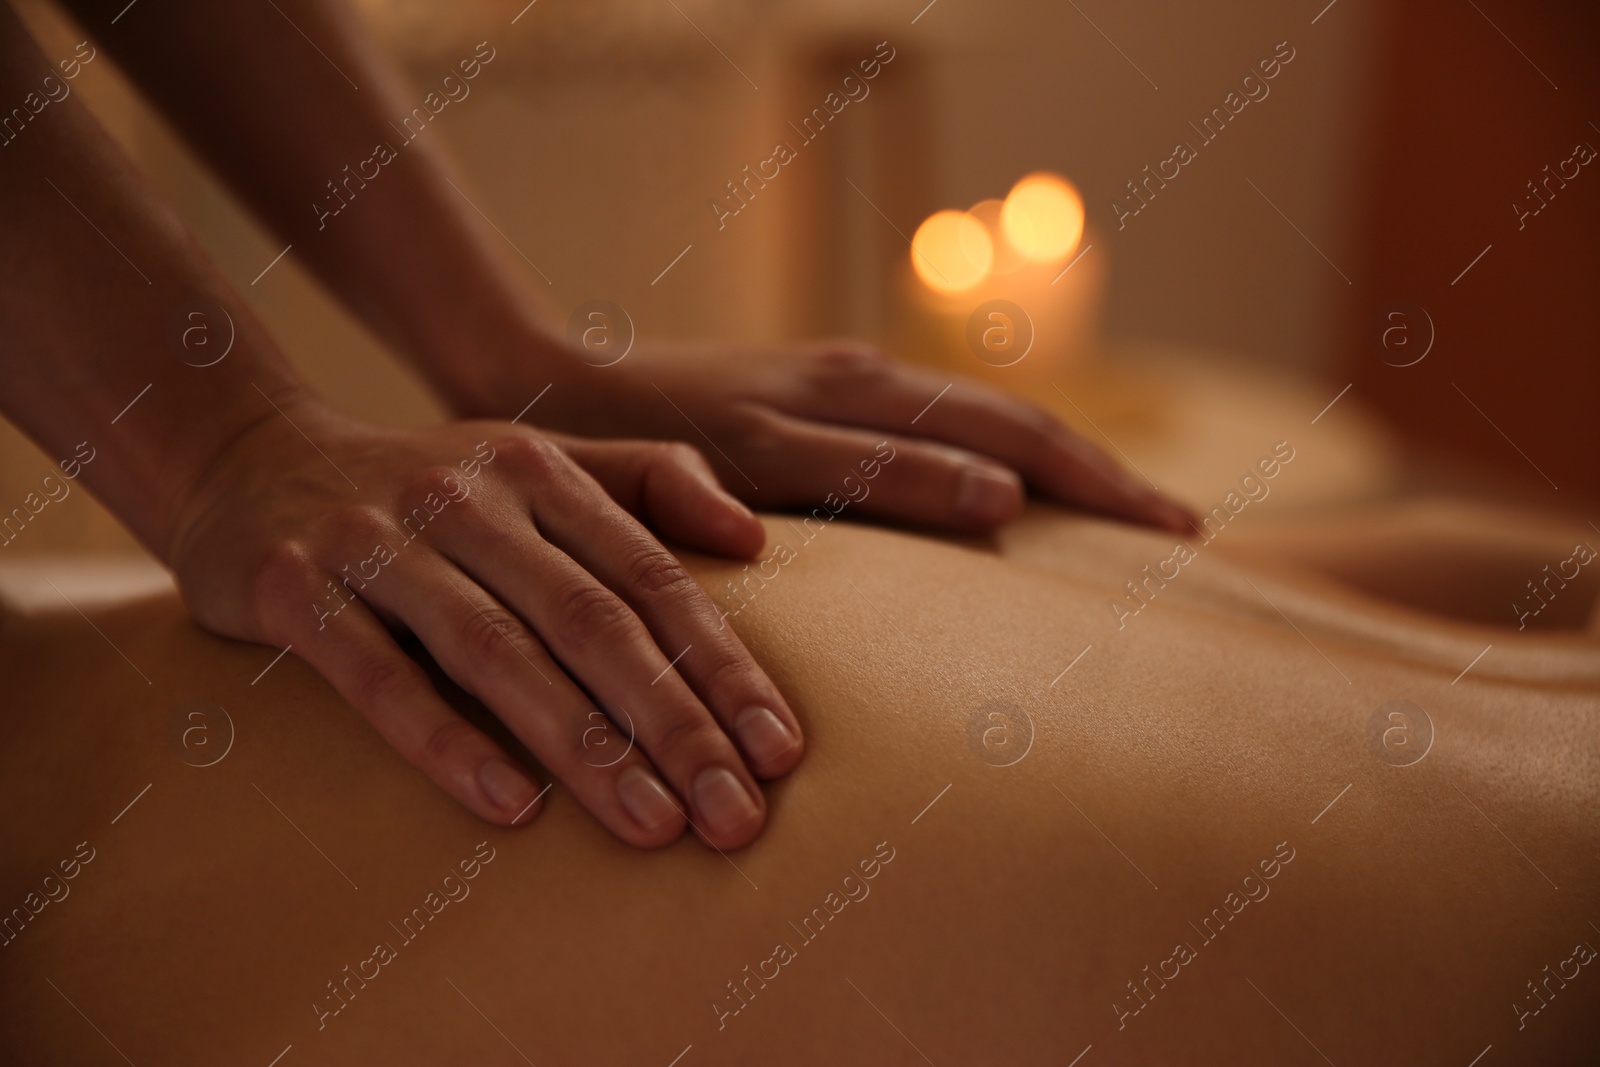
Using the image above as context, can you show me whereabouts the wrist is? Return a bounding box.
[157,384,341,565]
[354,252,571,418]
[438,312,589,420]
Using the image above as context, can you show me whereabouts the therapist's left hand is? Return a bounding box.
[460,338,1198,535]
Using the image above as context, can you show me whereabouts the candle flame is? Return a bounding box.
[1000,172,1084,263]
[910,209,994,293]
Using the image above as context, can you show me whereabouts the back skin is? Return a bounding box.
[1,503,1596,1065]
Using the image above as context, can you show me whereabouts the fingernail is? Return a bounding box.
[956,465,1022,524]
[478,759,536,817]
[735,705,796,766]
[693,766,761,839]
[618,765,680,831]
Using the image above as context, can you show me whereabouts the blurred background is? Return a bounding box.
[5,0,1598,557]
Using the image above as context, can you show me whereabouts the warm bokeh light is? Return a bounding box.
[1000,172,1085,262]
[910,209,994,293]
[966,198,1027,276]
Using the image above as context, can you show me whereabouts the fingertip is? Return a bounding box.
[658,457,767,558]
[718,499,769,559]
[616,764,690,846]
[691,765,766,850]
[476,759,544,826]
[665,457,771,559]
[676,498,764,560]
[955,464,1025,528]
[1147,495,1200,534]
[1094,472,1195,534]
[734,704,804,779]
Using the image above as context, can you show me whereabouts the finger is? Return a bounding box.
[435,440,770,850]
[359,551,692,849]
[934,379,1197,531]
[524,452,804,780]
[740,409,1026,533]
[796,351,1197,531]
[259,550,545,827]
[558,436,766,559]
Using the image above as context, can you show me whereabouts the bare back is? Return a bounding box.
[1,509,1596,1065]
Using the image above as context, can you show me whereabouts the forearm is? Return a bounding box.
[0,2,308,559]
[57,0,565,411]
[41,2,1201,541]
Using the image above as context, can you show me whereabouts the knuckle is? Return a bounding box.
[420,715,479,771]
[698,638,760,692]
[404,464,469,505]
[622,544,697,600]
[351,650,425,710]
[653,441,704,473]
[326,504,394,546]
[497,433,565,477]
[253,540,314,600]
[649,703,725,759]
[808,340,890,383]
[552,580,633,643]
[251,540,318,630]
[457,601,534,666]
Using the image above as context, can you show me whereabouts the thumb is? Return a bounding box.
[559,437,766,559]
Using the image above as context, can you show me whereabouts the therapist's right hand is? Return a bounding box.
[162,392,802,850]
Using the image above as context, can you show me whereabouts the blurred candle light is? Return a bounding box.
[1000,172,1085,263]
[909,209,993,293]
[966,198,1027,276]
[899,172,1103,400]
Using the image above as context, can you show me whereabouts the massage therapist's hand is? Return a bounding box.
[461,339,1197,535]
[34,0,1195,537]
[162,398,801,849]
